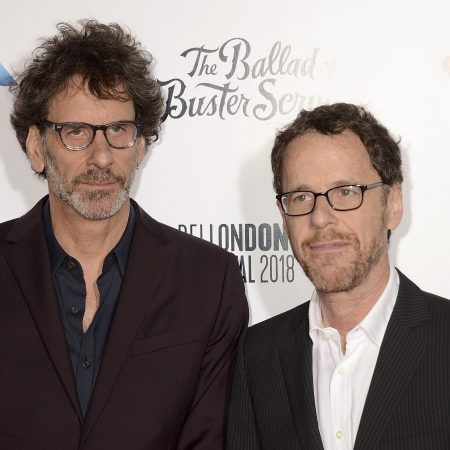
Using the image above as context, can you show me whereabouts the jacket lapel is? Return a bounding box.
[354,270,429,450]
[279,306,324,450]
[81,202,175,443]
[4,197,83,422]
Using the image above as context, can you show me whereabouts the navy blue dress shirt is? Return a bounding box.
[43,200,135,416]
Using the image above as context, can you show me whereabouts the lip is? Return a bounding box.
[308,240,349,252]
[80,182,116,189]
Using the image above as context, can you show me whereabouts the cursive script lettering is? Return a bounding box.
[160,37,335,120]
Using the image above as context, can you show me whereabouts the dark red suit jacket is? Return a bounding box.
[0,197,248,450]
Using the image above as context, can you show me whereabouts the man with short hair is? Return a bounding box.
[0,21,247,450]
[227,103,449,450]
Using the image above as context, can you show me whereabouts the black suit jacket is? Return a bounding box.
[0,197,248,450]
[227,271,450,449]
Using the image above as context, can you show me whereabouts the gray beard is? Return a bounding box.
[43,143,136,220]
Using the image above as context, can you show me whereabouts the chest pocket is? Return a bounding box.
[379,409,447,448]
[132,325,205,356]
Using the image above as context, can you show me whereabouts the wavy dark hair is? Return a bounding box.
[10,20,164,171]
[271,103,403,195]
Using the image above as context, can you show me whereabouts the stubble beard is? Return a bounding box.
[293,218,388,294]
[43,147,136,220]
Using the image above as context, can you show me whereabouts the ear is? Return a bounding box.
[26,126,45,173]
[386,183,403,231]
[135,136,146,167]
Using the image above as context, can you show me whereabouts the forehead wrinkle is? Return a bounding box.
[55,74,129,100]
[49,75,130,110]
[46,85,135,125]
[290,179,362,193]
[281,128,381,195]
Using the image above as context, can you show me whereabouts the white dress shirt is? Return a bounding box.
[309,265,399,450]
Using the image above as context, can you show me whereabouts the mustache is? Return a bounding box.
[302,230,357,248]
[72,168,126,186]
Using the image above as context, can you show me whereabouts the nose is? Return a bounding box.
[309,194,337,229]
[86,130,113,169]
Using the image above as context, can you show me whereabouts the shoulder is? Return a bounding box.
[396,269,450,338]
[132,200,238,269]
[422,291,450,331]
[397,269,450,311]
[0,198,46,248]
[0,219,16,250]
[422,288,450,310]
[0,218,16,237]
[158,220,231,258]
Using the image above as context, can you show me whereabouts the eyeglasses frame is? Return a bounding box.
[276,181,386,217]
[40,119,142,151]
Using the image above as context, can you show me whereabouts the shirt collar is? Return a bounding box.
[358,265,399,346]
[43,199,136,276]
[309,289,324,335]
[309,264,399,347]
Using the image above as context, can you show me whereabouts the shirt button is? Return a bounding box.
[65,260,76,270]
[82,360,91,369]
[71,305,79,314]
[323,332,332,340]
[336,430,344,439]
[338,367,346,376]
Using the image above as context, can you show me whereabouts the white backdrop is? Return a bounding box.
[1,1,450,324]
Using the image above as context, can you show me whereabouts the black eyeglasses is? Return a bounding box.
[40,120,142,151]
[276,182,385,216]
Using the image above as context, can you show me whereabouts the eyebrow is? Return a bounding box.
[291,180,358,192]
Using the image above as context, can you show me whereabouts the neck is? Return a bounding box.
[48,194,130,267]
[317,257,391,350]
